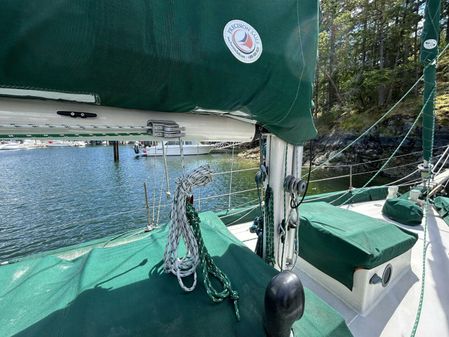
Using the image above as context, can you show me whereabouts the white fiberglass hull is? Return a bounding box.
[46,142,74,147]
[0,143,22,150]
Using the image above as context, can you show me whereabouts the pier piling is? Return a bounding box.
[113,141,120,161]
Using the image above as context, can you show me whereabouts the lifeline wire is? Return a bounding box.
[310,43,449,174]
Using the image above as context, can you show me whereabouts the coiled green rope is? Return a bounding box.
[264,186,276,266]
[186,202,240,320]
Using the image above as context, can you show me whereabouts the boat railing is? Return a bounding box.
[432,145,449,175]
[44,151,447,234]
[305,147,447,191]
[211,167,259,176]
[309,160,422,185]
[210,142,244,150]
[311,144,448,169]
[191,149,447,212]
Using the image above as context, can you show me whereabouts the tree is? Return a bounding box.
[315,0,446,125]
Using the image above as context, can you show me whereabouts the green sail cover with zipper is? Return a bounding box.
[420,0,440,161]
[0,0,319,145]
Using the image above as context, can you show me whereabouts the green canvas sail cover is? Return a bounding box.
[420,0,440,64]
[420,0,440,161]
[0,1,319,145]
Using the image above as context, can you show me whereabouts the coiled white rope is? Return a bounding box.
[163,165,213,292]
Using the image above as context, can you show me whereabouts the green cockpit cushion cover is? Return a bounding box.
[382,198,423,226]
[0,211,352,337]
[298,202,418,289]
[219,187,389,227]
[303,186,388,206]
[434,196,449,226]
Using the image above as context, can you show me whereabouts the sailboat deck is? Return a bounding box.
[338,200,449,337]
[230,199,449,337]
[0,211,352,337]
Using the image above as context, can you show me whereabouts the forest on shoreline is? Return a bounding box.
[315,0,449,133]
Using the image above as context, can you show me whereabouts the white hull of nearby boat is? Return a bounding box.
[138,144,214,157]
[46,141,73,147]
[0,141,39,150]
[0,143,23,150]
[46,141,86,147]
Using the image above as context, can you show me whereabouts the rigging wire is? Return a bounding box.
[385,169,420,186]
[42,146,445,203]
[433,145,449,175]
[306,145,447,170]
[337,88,434,206]
[225,205,260,226]
[310,43,449,175]
[211,167,259,176]
[309,160,423,184]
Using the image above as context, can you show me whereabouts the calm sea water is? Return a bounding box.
[0,145,387,261]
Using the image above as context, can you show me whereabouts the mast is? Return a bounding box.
[420,0,440,167]
[265,135,305,270]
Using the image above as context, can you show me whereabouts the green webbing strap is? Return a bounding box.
[186,202,240,320]
[264,186,276,266]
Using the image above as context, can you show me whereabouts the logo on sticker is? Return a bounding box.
[423,39,437,50]
[223,20,262,63]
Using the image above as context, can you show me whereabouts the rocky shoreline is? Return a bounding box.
[238,120,449,178]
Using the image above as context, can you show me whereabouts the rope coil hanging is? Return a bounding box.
[163,165,240,319]
[264,186,276,266]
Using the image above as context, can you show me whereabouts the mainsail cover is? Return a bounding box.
[0,1,319,145]
[420,0,440,162]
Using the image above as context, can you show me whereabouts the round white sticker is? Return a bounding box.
[423,39,437,50]
[223,20,263,64]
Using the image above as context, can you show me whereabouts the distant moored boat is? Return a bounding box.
[135,141,214,157]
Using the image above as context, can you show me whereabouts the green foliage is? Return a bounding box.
[315,0,449,132]
[436,45,449,126]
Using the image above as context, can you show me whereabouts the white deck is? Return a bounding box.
[229,200,449,337]
[228,222,258,252]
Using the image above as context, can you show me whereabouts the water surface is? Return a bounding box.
[0,145,387,261]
